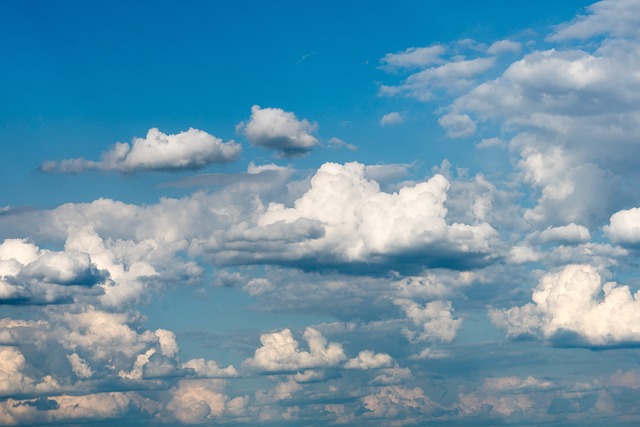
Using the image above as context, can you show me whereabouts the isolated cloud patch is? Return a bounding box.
[490,264,640,347]
[41,128,241,173]
[242,105,319,156]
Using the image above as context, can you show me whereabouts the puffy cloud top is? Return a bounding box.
[41,128,241,173]
[242,105,319,156]
[491,264,640,347]
[605,207,640,245]
[256,162,497,269]
[243,327,346,372]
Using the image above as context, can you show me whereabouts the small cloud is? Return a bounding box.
[327,137,358,151]
[241,105,319,157]
[41,128,241,173]
[438,113,477,138]
[487,39,522,55]
[381,45,445,69]
[380,112,405,127]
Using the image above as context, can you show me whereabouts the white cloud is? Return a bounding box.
[550,0,640,41]
[605,207,640,245]
[490,264,640,346]
[539,223,591,244]
[361,386,435,419]
[394,299,462,343]
[381,45,445,69]
[181,359,238,378]
[327,137,358,151]
[251,162,497,269]
[41,128,241,173]
[166,380,229,424]
[344,350,393,370]
[242,105,319,156]
[243,327,346,372]
[438,113,477,138]
[380,112,405,126]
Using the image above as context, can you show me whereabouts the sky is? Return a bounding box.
[3,0,640,425]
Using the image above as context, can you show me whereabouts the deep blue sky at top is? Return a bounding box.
[0,0,592,208]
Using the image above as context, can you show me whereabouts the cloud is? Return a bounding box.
[0,239,107,304]
[166,380,230,424]
[487,39,522,55]
[380,57,495,101]
[242,105,319,157]
[539,223,591,244]
[438,113,477,138]
[243,328,346,372]
[380,112,405,126]
[490,264,640,347]
[344,350,393,370]
[245,162,497,271]
[41,128,241,173]
[394,299,462,343]
[381,45,445,69]
[604,207,640,245]
[550,0,640,41]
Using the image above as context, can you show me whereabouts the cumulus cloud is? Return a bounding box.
[166,380,230,424]
[604,207,640,245]
[344,350,394,370]
[490,264,640,346]
[41,128,241,173]
[0,239,107,304]
[246,162,497,271]
[539,223,591,244]
[243,327,346,372]
[380,112,405,126]
[438,113,477,138]
[394,299,462,343]
[242,105,319,156]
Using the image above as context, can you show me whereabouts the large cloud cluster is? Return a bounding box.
[250,162,497,270]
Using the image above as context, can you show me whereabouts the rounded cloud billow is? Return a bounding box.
[41,128,241,173]
[241,105,319,157]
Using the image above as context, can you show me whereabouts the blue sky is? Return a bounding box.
[4,0,640,425]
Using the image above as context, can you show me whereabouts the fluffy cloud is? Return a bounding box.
[41,128,241,173]
[604,207,640,245]
[490,264,640,346]
[487,39,521,55]
[166,380,230,424]
[0,239,106,304]
[243,328,346,372]
[539,223,591,244]
[394,299,462,343]
[438,113,476,138]
[242,105,319,156]
[249,162,497,271]
[344,350,394,370]
[380,112,405,126]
